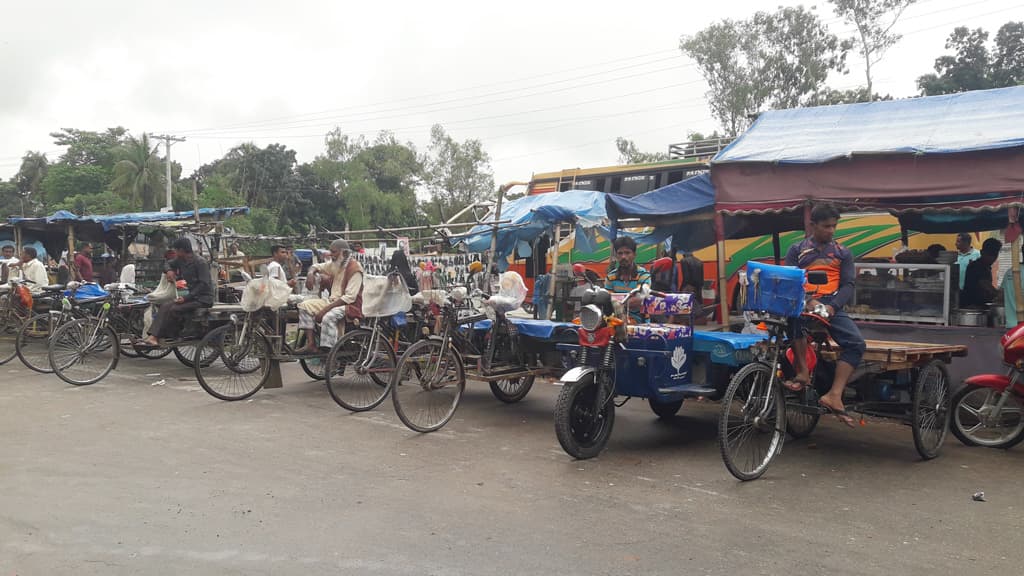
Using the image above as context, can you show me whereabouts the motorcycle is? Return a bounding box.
[951,322,1024,448]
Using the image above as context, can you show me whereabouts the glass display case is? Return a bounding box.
[847,263,952,325]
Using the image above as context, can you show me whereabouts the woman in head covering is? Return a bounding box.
[389,249,419,294]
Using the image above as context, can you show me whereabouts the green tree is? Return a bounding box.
[53,191,135,215]
[40,164,111,205]
[917,27,992,94]
[680,6,849,135]
[14,151,49,215]
[49,127,129,168]
[614,137,669,164]
[422,124,495,222]
[0,181,24,218]
[805,87,893,105]
[830,0,916,100]
[992,21,1024,87]
[111,134,165,211]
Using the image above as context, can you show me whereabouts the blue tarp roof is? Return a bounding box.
[9,207,250,231]
[605,173,715,224]
[713,86,1024,164]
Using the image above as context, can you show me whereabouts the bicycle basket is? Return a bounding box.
[744,261,806,318]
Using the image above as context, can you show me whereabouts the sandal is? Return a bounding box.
[783,377,809,392]
[819,398,857,428]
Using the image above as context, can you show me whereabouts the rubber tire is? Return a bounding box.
[489,375,535,404]
[0,308,23,365]
[326,329,397,412]
[48,317,120,386]
[718,362,786,481]
[16,313,56,373]
[785,391,821,439]
[648,398,683,419]
[195,323,271,401]
[174,343,217,369]
[554,373,616,460]
[912,360,952,460]
[392,338,465,433]
[300,358,326,380]
[950,384,1024,449]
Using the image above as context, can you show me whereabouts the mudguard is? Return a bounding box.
[963,374,1012,391]
[560,366,596,384]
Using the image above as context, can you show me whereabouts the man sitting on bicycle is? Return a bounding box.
[5,246,50,292]
[296,239,364,354]
[785,203,866,428]
[141,238,214,345]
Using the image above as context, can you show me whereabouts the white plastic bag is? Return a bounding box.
[361,274,413,318]
[486,271,528,314]
[240,276,293,312]
[147,276,177,305]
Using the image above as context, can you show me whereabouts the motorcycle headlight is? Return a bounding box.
[580,304,603,332]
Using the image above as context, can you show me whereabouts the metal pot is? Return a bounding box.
[956,309,988,327]
[990,306,1006,328]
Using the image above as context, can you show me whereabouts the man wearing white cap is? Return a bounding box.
[297,239,364,353]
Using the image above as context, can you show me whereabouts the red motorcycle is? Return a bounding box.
[951,323,1024,448]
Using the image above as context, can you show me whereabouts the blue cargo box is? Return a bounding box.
[744,261,806,318]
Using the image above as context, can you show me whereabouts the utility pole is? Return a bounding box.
[150,133,185,212]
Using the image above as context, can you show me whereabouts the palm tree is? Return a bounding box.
[16,151,49,215]
[111,134,164,211]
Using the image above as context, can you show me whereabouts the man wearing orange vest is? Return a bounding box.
[784,203,865,428]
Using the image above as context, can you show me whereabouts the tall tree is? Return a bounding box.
[422,124,495,223]
[615,137,669,164]
[917,26,994,95]
[680,6,848,136]
[111,134,165,211]
[49,127,129,168]
[15,151,49,215]
[830,0,916,100]
[40,164,111,206]
[992,21,1024,87]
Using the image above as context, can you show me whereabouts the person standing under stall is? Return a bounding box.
[960,238,1002,308]
[74,243,95,282]
[784,203,866,428]
[140,238,214,346]
[955,232,981,290]
[0,244,15,283]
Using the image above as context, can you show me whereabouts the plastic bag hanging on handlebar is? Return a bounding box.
[240,276,292,312]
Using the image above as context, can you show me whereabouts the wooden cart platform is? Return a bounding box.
[819,339,967,370]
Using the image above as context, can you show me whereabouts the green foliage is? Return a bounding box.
[830,0,916,99]
[0,181,26,218]
[680,6,848,136]
[53,191,134,215]
[614,137,669,164]
[49,127,129,168]
[14,151,49,214]
[422,124,495,222]
[917,22,1024,95]
[41,163,111,205]
[111,134,165,211]
[805,87,893,105]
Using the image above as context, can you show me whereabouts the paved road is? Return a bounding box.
[1,355,1021,575]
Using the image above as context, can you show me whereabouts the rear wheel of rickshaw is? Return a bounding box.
[490,375,535,404]
[174,343,217,369]
[718,362,786,481]
[648,398,683,419]
[950,384,1024,448]
[326,329,397,412]
[554,373,616,459]
[16,313,57,373]
[0,308,22,365]
[392,338,465,433]
[195,323,271,401]
[48,317,119,386]
[912,360,952,460]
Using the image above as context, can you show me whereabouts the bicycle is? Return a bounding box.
[0,278,38,365]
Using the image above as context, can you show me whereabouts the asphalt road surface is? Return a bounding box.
[1,355,1021,575]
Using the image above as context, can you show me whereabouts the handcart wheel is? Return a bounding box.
[326,329,396,412]
[0,308,22,365]
[391,338,465,433]
[48,317,120,386]
[785,388,821,439]
[109,316,141,359]
[300,358,326,381]
[16,313,57,373]
[718,362,786,481]
[554,372,616,459]
[195,323,271,401]
[490,375,535,404]
[951,384,1024,448]
[648,398,683,419]
[174,343,217,369]
[912,360,952,459]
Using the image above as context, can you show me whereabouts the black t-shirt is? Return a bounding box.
[960,258,995,307]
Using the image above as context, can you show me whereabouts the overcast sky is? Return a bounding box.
[1,0,1021,190]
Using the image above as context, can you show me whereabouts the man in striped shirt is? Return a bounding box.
[605,236,650,322]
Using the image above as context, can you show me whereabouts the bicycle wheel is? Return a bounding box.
[108,315,140,359]
[48,317,120,386]
[0,307,21,365]
[195,323,271,401]
[392,338,465,433]
[489,375,535,404]
[174,343,217,368]
[912,360,951,460]
[325,329,397,411]
[951,384,1024,448]
[718,362,786,481]
[16,313,58,373]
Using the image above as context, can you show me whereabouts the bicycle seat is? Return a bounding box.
[41,284,66,293]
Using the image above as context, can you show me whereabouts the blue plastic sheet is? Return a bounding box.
[472,318,577,340]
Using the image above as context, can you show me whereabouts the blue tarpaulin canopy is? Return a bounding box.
[605,173,717,251]
[8,207,250,231]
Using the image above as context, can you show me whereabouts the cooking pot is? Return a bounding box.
[955,309,988,327]
[990,306,1006,328]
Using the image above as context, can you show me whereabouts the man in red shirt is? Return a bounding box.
[74,243,95,282]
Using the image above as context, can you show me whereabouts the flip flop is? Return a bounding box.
[783,377,809,392]
[819,398,857,428]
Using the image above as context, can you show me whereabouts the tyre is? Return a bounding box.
[951,384,1024,449]
[912,360,952,460]
[300,357,326,380]
[490,375,535,404]
[391,338,465,433]
[718,362,786,481]
[648,398,683,419]
[136,344,173,359]
[195,323,271,401]
[174,343,217,369]
[554,372,616,459]
[48,317,119,386]
[785,389,821,439]
[326,329,396,412]
[0,308,22,365]
[16,313,57,373]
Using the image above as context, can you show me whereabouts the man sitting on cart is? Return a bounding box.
[785,203,866,428]
[141,238,214,346]
[296,239,364,354]
[604,236,650,322]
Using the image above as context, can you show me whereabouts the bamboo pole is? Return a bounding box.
[715,212,728,329]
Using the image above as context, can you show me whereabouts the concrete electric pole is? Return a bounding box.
[150,133,186,212]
